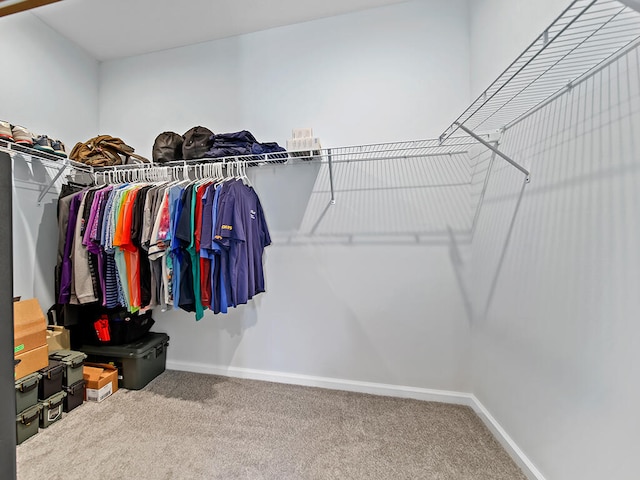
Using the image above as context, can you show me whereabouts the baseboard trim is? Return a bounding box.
[166,361,544,480]
[167,360,471,405]
[468,395,546,480]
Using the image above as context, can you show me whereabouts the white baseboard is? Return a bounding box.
[167,360,471,405]
[166,361,544,480]
[467,395,546,480]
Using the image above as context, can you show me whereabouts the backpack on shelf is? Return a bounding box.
[182,126,214,160]
[152,131,183,163]
[70,135,149,166]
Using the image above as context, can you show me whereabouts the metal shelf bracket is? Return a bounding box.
[454,123,530,183]
[37,162,68,203]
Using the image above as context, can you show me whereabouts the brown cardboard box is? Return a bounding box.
[14,299,47,356]
[83,363,118,402]
[14,344,48,379]
[46,326,71,353]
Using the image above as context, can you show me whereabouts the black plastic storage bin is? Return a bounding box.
[38,359,64,400]
[63,379,85,412]
[81,332,169,390]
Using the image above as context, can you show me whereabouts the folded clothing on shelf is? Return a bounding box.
[204,130,286,163]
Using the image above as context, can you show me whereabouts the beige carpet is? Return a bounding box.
[16,371,526,480]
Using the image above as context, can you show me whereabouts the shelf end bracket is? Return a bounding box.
[37,162,68,203]
[454,123,530,182]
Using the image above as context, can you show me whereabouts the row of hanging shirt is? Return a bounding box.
[57,161,271,320]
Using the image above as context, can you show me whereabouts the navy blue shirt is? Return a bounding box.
[175,184,196,312]
[214,180,271,305]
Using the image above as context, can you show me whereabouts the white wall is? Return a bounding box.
[99,0,470,152]
[468,22,640,480]
[468,0,570,98]
[0,12,100,305]
[99,0,474,392]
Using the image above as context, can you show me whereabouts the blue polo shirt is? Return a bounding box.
[214,180,271,305]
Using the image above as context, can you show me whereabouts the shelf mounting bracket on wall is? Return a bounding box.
[37,162,68,203]
[454,123,530,182]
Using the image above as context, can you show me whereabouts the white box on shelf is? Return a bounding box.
[292,128,313,139]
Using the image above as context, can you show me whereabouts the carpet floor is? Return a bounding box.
[16,370,526,480]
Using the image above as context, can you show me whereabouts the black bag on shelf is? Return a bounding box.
[152,131,183,163]
[182,126,214,160]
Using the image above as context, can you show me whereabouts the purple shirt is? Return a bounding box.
[58,192,83,304]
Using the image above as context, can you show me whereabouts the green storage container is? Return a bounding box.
[39,391,66,428]
[16,404,42,445]
[49,350,87,386]
[81,332,169,390]
[15,372,42,414]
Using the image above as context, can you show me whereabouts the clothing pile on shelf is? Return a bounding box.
[204,130,287,162]
[56,176,271,321]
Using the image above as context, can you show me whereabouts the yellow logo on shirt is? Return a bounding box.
[221,225,233,231]
[214,235,222,240]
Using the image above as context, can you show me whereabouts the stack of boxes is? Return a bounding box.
[14,299,48,445]
[37,358,66,430]
[13,299,88,444]
[286,128,322,159]
[50,350,88,411]
[14,299,49,380]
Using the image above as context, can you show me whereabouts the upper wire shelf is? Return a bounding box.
[81,136,480,173]
[0,139,92,172]
[1,136,481,173]
[440,0,640,142]
[1,139,94,202]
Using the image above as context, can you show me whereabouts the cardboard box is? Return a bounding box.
[15,344,49,379]
[83,363,118,402]
[46,326,71,353]
[14,299,47,356]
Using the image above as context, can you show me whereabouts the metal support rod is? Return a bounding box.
[447,226,473,323]
[37,161,67,203]
[327,148,336,205]
[455,123,530,182]
[471,148,497,238]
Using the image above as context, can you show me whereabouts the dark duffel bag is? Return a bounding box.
[182,126,214,160]
[153,131,183,163]
[83,308,155,346]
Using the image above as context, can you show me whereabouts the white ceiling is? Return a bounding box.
[30,0,410,61]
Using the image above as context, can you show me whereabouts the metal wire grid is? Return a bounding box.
[64,136,479,173]
[0,139,93,173]
[440,0,640,141]
[319,137,477,163]
[293,148,475,240]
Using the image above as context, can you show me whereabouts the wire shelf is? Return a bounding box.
[0,139,92,172]
[440,0,640,141]
[78,136,480,173]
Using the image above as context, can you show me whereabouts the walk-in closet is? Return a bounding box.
[1,1,639,479]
